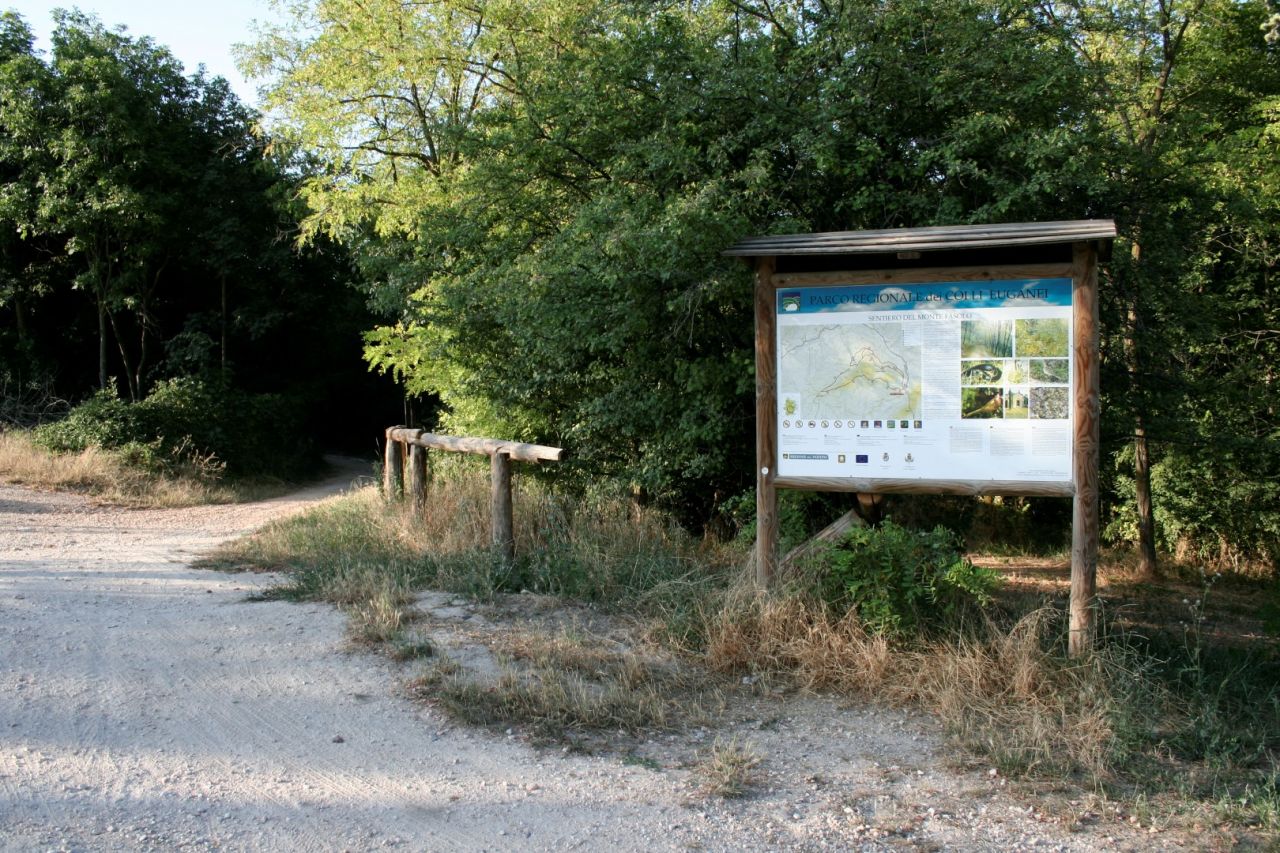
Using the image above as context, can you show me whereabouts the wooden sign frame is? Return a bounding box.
[729,222,1112,655]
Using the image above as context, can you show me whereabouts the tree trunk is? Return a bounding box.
[1132,416,1158,578]
[855,492,884,526]
[1125,241,1159,580]
[13,291,28,345]
[97,293,107,391]
[220,274,228,380]
[135,311,147,400]
[106,308,138,402]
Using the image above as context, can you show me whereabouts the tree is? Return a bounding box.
[1039,0,1280,572]
[247,0,1095,521]
[29,11,193,396]
[0,10,394,444]
[0,13,61,381]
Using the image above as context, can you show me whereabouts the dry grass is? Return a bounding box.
[0,430,279,507]
[693,737,763,798]
[209,488,422,574]
[705,583,894,694]
[217,475,1134,781]
[345,578,417,646]
[705,589,1134,781]
[216,472,730,749]
[408,656,463,691]
[420,625,717,748]
[495,627,672,689]
[208,469,728,642]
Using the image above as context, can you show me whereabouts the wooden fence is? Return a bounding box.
[383,427,566,561]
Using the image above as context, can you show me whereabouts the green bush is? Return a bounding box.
[30,389,141,451]
[1105,443,1280,571]
[811,520,999,636]
[34,378,316,478]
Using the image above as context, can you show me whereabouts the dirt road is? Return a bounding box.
[0,470,1169,851]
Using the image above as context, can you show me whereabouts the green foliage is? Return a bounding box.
[0,10,388,458]
[31,389,140,452]
[1105,430,1280,568]
[235,0,1280,562]
[723,488,856,554]
[1042,0,1280,572]
[249,0,1092,523]
[34,378,315,478]
[812,521,999,636]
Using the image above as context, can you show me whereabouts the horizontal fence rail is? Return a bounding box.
[383,426,565,562]
[387,428,565,463]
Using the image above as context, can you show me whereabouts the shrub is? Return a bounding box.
[808,520,998,636]
[34,378,316,478]
[31,389,142,452]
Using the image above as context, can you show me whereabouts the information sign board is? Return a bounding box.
[775,278,1074,485]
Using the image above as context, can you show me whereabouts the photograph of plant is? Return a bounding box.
[1030,358,1069,383]
[1015,318,1069,357]
[1006,359,1033,384]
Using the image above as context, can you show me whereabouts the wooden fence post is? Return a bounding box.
[384,426,405,500]
[490,451,515,562]
[1070,242,1101,656]
[408,438,428,513]
[385,427,562,560]
[755,255,779,587]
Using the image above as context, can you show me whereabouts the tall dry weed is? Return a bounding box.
[0,430,236,506]
[704,586,892,694]
[705,588,1131,781]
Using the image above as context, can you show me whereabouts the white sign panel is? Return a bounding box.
[776,279,1073,484]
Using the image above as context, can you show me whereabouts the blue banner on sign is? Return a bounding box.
[777,279,1071,314]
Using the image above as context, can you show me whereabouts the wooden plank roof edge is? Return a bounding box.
[739,222,1107,242]
[723,219,1117,256]
[739,219,1111,238]
[734,227,1108,247]
[729,219,1115,242]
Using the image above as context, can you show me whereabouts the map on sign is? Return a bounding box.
[775,279,1075,484]
[778,324,920,422]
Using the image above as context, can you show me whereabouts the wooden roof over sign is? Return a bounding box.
[723,219,1116,257]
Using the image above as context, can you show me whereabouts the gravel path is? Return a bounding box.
[0,468,1184,851]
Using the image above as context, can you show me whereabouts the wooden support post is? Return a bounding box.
[490,451,515,563]
[408,441,428,513]
[780,509,865,572]
[1070,242,1101,656]
[383,426,405,500]
[856,493,884,526]
[755,256,779,587]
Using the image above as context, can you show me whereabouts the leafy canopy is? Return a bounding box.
[248,0,1093,518]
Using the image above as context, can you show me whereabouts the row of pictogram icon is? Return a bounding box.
[783,419,923,430]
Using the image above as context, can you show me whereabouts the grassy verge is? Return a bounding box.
[206,469,1280,837]
[417,625,715,750]
[0,430,293,507]
[202,474,732,639]
[203,474,734,748]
